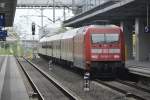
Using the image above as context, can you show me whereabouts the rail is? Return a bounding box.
[22,56,82,100]
[95,79,149,100]
[15,56,44,100]
[116,79,150,94]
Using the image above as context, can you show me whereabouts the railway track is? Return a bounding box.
[16,57,44,100]
[16,56,81,100]
[116,79,150,93]
[94,79,150,100]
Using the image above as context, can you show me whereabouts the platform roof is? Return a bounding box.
[63,0,150,27]
[17,0,81,7]
[0,0,17,27]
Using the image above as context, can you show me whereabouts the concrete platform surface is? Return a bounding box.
[126,60,150,68]
[126,60,150,77]
[0,56,29,100]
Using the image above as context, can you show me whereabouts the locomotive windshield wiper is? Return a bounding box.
[96,41,105,44]
[109,41,118,43]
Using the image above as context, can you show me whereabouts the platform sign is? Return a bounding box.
[0,14,5,27]
[145,26,150,33]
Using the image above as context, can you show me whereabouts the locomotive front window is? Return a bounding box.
[91,33,119,44]
[105,34,119,43]
[91,34,105,43]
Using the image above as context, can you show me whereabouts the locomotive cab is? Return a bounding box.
[91,33,121,61]
[87,26,125,77]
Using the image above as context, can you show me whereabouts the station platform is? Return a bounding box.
[0,55,29,100]
[126,60,150,77]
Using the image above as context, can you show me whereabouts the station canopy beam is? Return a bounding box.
[17,0,81,8]
[63,0,150,27]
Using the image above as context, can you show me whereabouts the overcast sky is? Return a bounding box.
[14,8,74,40]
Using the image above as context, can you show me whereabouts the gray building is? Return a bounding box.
[21,40,39,51]
[77,0,120,14]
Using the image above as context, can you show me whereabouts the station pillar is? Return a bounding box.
[120,21,133,60]
[135,18,150,61]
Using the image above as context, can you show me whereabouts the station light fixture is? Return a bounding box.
[0,3,5,8]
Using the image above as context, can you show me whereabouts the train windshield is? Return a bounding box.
[91,33,119,44]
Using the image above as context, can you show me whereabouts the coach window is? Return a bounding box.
[49,45,52,48]
[42,43,44,48]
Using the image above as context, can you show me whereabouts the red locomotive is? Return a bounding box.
[39,25,125,77]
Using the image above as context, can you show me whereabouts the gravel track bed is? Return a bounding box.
[31,58,127,100]
[19,59,69,100]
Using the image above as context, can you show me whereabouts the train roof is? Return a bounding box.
[61,28,79,39]
[39,37,47,42]
[46,28,79,41]
[46,33,63,42]
[86,25,120,29]
[39,25,121,43]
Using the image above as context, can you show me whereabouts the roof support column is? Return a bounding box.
[120,21,133,60]
[135,18,150,61]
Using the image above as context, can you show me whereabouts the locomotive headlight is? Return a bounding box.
[91,55,98,59]
[114,55,120,59]
[91,49,102,53]
[109,49,120,53]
